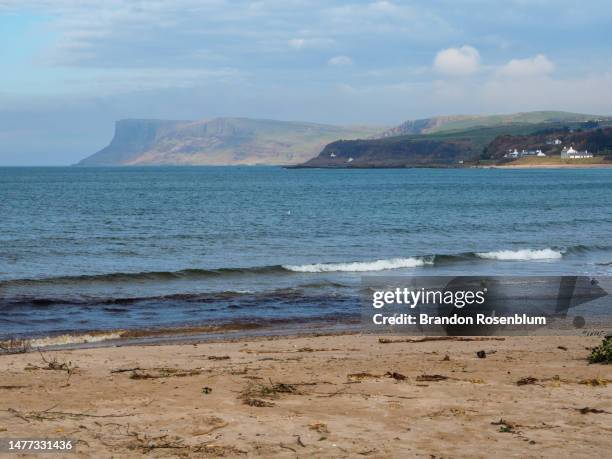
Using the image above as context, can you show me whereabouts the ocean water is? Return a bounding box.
[1,166,612,342]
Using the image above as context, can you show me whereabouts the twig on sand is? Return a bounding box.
[129,367,205,379]
[294,435,306,447]
[7,408,136,422]
[279,443,296,452]
[378,337,505,344]
[416,374,449,382]
[110,367,144,374]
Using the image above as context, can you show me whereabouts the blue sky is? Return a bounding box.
[1,0,611,165]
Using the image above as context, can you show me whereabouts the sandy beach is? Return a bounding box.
[488,164,612,169]
[0,334,610,458]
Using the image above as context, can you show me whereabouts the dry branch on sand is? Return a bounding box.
[416,374,449,382]
[125,430,245,455]
[37,351,77,374]
[240,379,300,407]
[378,337,505,344]
[7,408,136,423]
[128,367,205,379]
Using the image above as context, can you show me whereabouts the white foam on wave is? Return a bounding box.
[27,331,125,348]
[283,257,430,273]
[476,248,562,261]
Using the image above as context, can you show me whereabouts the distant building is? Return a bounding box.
[536,150,546,157]
[561,146,593,159]
[330,153,336,158]
[504,148,545,159]
[505,149,520,158]
[347,157,354,163]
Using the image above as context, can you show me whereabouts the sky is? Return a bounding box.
[0,0,611,165]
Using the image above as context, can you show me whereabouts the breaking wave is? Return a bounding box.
[4,245,593,289]
[475,248,563,261]
[0,332,127,350]
[283,257,432,273]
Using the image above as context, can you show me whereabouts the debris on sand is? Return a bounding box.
[476,350,487,359]
[577,407,608,414]
[242,398,275,407]
[516,376,539,386]
[208,355,230,360]
[385,372,407,381]
[416,374,448,382]
[129,367,204,379]
[240,379,299,407]
[32,351,78,374]
[7,407,135,422]
[378,337,505,344]
[126,430,245,455]
[492,419,519,434]
[578,378,608,386]
[191,416,228,436]
[309,422,329,434]
[347,372,381,381]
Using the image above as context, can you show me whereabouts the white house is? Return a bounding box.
[561,146,593,159]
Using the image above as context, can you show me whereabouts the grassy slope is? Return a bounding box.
[427,111,605,133]
[300,120,612,167]
[83,118,383,166]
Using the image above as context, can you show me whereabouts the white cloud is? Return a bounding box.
[497,54,555,78]
[328,55,353,66]
[288,37,334,50]
[288,38,306,49]
[433,45,480,76]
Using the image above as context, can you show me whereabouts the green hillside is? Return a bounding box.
[298,119,612,168]
[377,111,606,138]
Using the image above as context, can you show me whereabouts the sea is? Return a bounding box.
[1,166,611,345]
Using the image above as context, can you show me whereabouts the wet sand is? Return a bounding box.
[1,334,610,458]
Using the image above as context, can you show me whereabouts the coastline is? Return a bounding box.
[0,318,362,352]
[1,333,610,457]
[480,163,612,169]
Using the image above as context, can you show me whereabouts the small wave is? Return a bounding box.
[283,257,431,273]
[0,266,285,287]
[7,332,127,349]
[476,248,563,261]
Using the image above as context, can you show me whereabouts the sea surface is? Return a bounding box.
[1,166,611,343]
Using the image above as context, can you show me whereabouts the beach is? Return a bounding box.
[1,333,610,458]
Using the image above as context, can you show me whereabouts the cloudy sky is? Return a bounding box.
[1,0,611,165]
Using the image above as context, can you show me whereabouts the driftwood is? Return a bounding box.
[379,337,505,344]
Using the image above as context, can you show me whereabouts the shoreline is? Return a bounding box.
[479,163,612,169]
[0,321,363,352]
[1,333,610,457]
[288,162,612,170]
